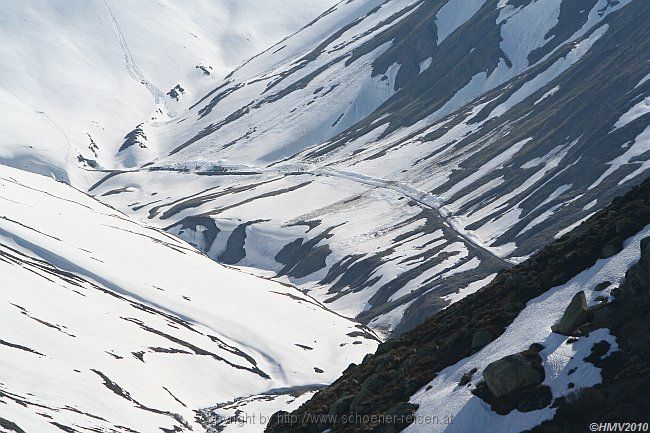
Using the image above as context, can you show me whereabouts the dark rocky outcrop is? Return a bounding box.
[266,177,650,433]
[473,380,552,415]
[117,124,147,152]
[275,227,337,279]
[218,220,266,264]
[0,417,26,433]
[167,84,185,101]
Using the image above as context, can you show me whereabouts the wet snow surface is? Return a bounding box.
[0,166,376,432]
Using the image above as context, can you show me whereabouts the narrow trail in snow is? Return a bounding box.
[35,110,74,164]
[313,167,513,266]
[88,162,511,267]
[103,0,173,118]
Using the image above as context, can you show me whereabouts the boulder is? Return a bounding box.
[601,244,619,258]
[349,388,374,412]
[459,368,477,386]
[594,281,611,291]
[551,291,588,335]
[470,328,494,351]
[584,340,611,364]
[349,373,389,411]
[588,302,613,327]
[329,395,353,415]
[516,385,553,412]
[483,352,545,397]
[384,402,418,417]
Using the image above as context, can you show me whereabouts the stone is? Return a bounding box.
[360,373,388,393]
[601,244,619,258]
[459,368,477,386]
[588,302,613,326]
[551,291,588,335]
[381,403,419,431]
[349,373,388,411]
[470,328,494,351]
[329,395,353,415]
[483,352,545,398]
[584,340,611,364]
[384,402,418,417]
[595,281,611,291]
[516,385,553,412]
[349,388,374,412]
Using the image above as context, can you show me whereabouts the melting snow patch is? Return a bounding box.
[534,85,560,105]
[612,96,650,131]
[442,274,497,305]
[589,125,650,190]
[419,57,433,73]
[436,0,489,45]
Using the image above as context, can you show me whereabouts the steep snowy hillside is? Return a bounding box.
[0,165,377,433]
[148,0,642,165]
[92,0,649,334]
[266,175,650,433]
[0,0,337,182]
[89,165,508,332]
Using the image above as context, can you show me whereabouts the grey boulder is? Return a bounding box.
[483,352,545,398]
[551,291,588,336]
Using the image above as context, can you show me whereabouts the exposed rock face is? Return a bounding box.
[588,302,614,328]
[483,351,545,398]
[167,84,185,101]
[551,291,588,335]
[0,417,26,433]
[473,343,551,414]
[266,178,650,433]
[117,124,147,152]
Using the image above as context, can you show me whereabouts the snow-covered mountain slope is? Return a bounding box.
[0,165,377,433]
[84,0,649,334]
[89,165,508,333]
[0,0,337,182]
[1,0,649,379]
[266,176,650,433]
[146,0,642,166]
[1,1,649,431]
